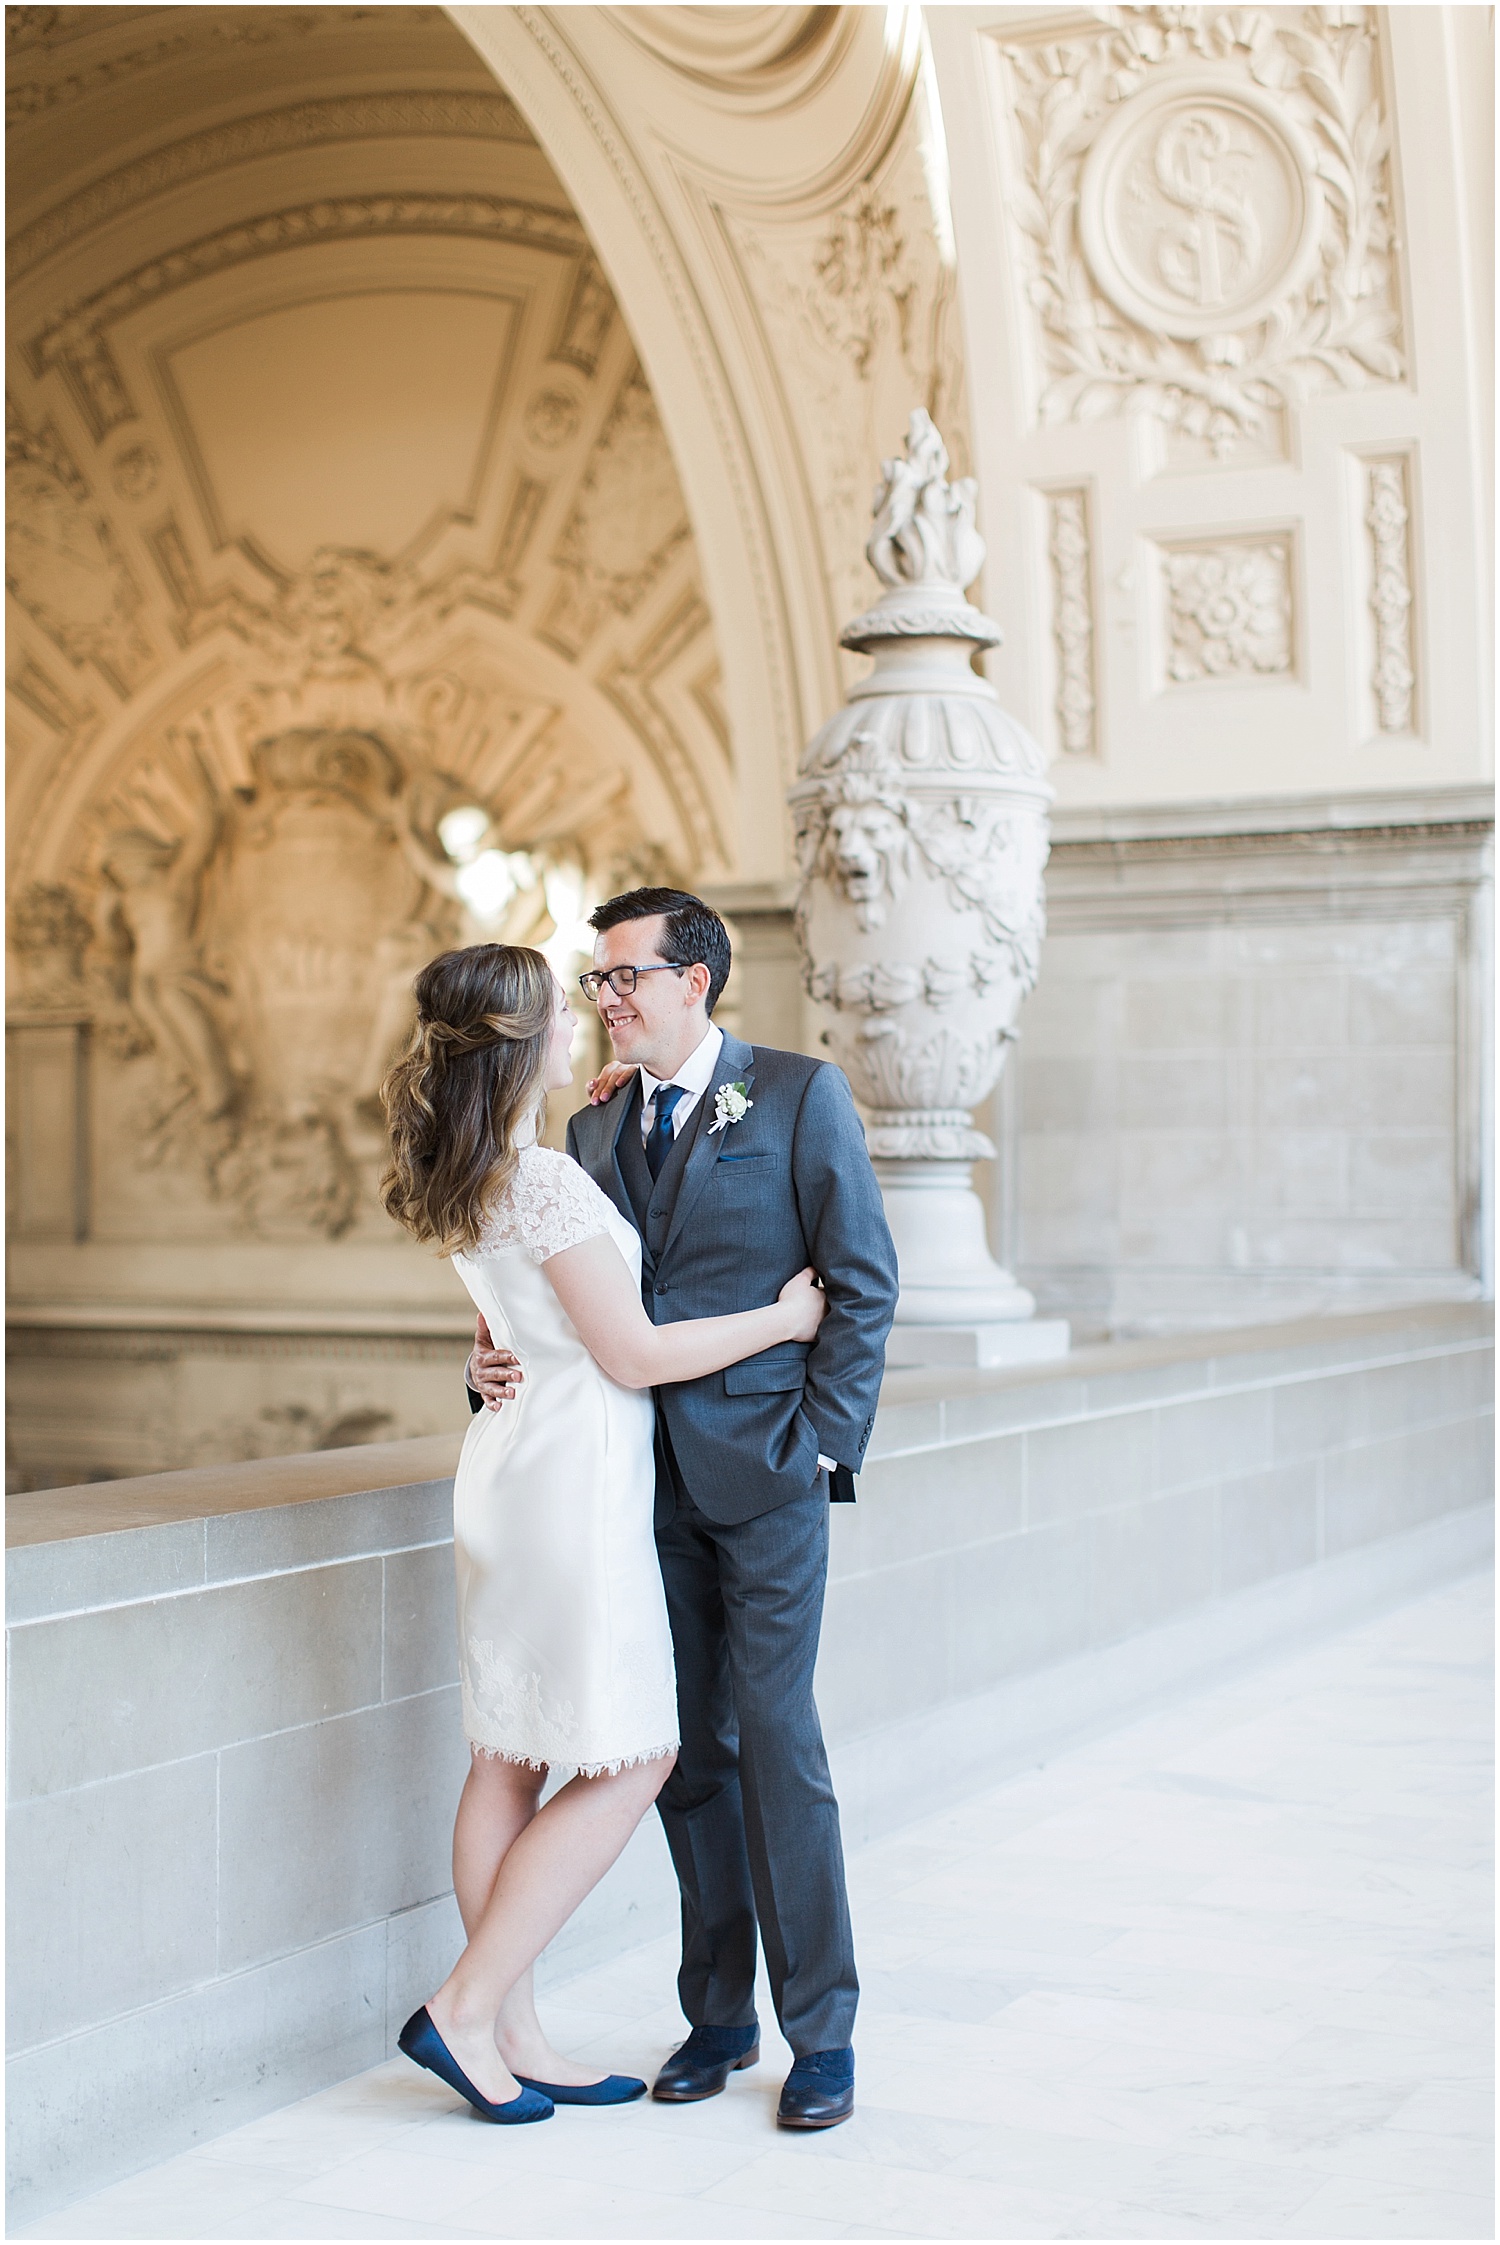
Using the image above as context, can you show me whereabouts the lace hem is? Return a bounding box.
[468,1737,679,1780]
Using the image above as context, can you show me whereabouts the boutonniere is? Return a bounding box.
[708,1080,753,1134]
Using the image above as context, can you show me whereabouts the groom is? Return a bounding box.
[470,887,897,2127]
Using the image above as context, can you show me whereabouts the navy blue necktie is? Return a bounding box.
[645,1083,687,1181]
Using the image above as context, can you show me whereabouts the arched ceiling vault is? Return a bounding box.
[446,3,971,881]
[7,2,735,904]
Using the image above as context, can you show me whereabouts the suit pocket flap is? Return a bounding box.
[723,1356,807,1395]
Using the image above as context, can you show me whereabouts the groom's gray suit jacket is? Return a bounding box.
[564,1031,898,1526]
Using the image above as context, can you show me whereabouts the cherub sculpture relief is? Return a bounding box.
[96,745,237,1121]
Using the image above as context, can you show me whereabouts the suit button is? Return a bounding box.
[655,1282,668,1295]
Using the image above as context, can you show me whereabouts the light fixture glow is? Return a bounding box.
[455,850,519,922]
[437,805,489,863]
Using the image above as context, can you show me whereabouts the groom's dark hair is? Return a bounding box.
[589,887,732,1016]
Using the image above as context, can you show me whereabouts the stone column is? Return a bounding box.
[789,411,1067,1366]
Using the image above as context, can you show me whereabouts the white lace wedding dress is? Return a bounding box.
[449,1144,678,1776]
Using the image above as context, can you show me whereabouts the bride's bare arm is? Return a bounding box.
[542,1234,825,1390]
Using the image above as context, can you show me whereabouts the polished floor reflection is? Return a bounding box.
[20,1567,1492,2242]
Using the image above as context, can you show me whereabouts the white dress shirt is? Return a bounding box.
[638,1022,723,1143]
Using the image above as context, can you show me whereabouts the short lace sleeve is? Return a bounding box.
[486,1147,613,1263]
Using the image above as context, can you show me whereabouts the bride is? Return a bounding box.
[379,942,827,2125]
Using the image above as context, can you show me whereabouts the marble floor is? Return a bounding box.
[21,1569,1493,2243]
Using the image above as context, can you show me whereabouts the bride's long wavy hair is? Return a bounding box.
[380,944,555,1254]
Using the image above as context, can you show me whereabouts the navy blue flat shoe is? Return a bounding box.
[398,2006,553,2124]
[513,2072,647,2105]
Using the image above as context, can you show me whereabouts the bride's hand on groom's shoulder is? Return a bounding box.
[586,1061,637,1105]
[778,1267,829,1343]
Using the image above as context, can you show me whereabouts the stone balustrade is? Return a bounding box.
[7,1303,1493,2226]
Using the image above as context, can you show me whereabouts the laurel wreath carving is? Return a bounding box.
[999,7,1404,450]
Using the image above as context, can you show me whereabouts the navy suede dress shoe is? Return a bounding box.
[777,2047,854,2130]
[652,2023,760,2102]
[397,2007,553,2124]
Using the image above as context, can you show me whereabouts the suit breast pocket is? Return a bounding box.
[710,1149,780,1248]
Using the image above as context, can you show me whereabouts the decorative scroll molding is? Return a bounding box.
[609,7,838,88]
[1365,455,1415,733]
[551,254,616,375]
[6,7,442,124]
[5,398,153,694]
[725,107,972,661]
[25,196,588,440]
[7,653,98,746]
[8,880,92,1010]
[1045,489,1096,755]
[1159,534,1293,683]
[996,7,1404,455]
[600,588,730,871]
[8,92,538,277]
[543,368,691,655]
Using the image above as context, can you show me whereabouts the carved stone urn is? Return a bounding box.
[790,411,1060,1355]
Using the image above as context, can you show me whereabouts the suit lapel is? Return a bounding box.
[607,1073,646,1222]
[659,1032,756,1271]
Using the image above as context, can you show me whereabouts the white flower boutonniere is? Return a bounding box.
[708,1080,753,1134]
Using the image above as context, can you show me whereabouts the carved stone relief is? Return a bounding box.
[1045,490,1097,756]
[5,399,154,694]
[552,255,615,376]
[1365,456,1415,734]
[544,369,691,656]
[8,881,92,1011]
[110,444,160,503]
[10,156,725,1250]
[1158,534,1294,684]
[995,8,1404,458]
[728,110,972,659]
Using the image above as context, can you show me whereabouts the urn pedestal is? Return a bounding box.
[789,412,1069,1367]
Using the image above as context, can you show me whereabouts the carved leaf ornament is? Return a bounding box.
[999,7,1403,449]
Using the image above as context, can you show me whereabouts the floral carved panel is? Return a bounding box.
[1155,532,1295,685]
[992,7,1404,460]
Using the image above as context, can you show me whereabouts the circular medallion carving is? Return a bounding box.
[111,443,160,501]
[524,389,580,449]
[1079,75,1323,341]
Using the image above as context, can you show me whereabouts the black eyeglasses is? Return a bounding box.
[578,963,692,1001]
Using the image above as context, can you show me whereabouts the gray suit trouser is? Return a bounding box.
[653,1450,858,2057]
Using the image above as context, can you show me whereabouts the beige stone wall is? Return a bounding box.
[989,795,1493,1335]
